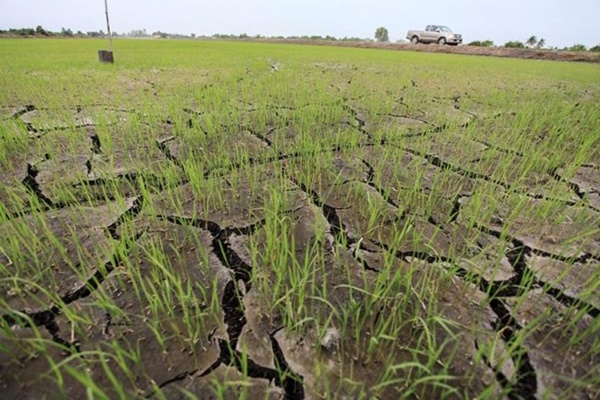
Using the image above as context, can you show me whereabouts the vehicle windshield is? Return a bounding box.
[439,26,452,32]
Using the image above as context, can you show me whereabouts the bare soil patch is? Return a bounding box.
[273,39,600,63]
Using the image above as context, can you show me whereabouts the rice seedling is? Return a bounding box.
[1,37,599,399]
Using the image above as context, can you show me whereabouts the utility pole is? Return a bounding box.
[104,0,113,51]
[98,0,114,63]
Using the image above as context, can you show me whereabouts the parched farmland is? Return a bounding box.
[0,39,599,399]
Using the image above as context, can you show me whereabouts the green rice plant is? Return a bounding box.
[1,37,599,399]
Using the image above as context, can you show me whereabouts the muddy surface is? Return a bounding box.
[1,88,599,399]
[273,40,600,63]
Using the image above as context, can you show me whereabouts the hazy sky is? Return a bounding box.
[1,0,599,48]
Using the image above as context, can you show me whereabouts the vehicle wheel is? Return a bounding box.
[438,37,446,45]
[411,36,419,45]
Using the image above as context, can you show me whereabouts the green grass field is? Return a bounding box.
[1,38,599,399]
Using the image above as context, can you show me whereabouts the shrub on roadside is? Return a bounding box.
[568,44,587,52]
[468,40,494,47]
[504,40,525,48]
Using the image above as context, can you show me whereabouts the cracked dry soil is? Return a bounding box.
[1,92,599,400]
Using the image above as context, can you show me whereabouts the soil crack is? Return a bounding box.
[106,195,145,240]
[361,159,400,209]
[11,104,36,119]
[404,147,509,189]
[288,176,378,272]
[246,126,275,148]
[156,214,305,398]
[156,136,184,170]
[2,201,146,329]
[549,167,587,200]
[90,133,102,155]
[370,236,539,399]
[21,161,55,206]
[1,232,143,330]
[476,224,599,315]
[343,104,374,142]
[489,298,538,399]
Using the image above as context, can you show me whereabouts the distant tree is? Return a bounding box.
[536,38,546,49]
[129,29,148,37]
[13,28,35,36]
[35,25,48,36]
[568,43,587,52]
[504,40,525,48]
[590,44,600,52]
[525,35,537,48]
[191,33,196,38]
[341,36,367,41]
[468,40,494,47]
[152,31,168,38]
[375,27,389,42]
[60,27,73,37]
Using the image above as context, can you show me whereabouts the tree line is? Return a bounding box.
[2,25,598,52]
[0,26,371,41]
[471,35,599,52]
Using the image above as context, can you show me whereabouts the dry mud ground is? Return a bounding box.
[0,84,599,399]
[274,40,600,63]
